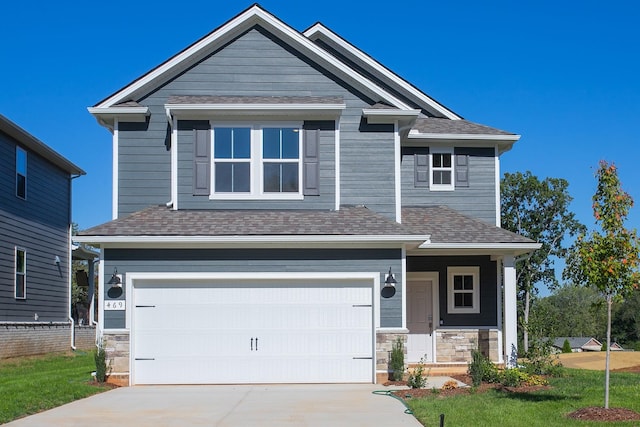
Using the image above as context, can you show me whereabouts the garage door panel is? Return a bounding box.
[133,281,373,384]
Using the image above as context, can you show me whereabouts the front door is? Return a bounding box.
[407,280,434,362]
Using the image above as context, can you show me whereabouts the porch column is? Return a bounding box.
[503,255,518,367]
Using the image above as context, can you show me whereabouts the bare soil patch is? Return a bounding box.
[558,352,640,371]
[567,407,640,422]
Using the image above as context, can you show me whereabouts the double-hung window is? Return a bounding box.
[16,147,27,199]
[430,147,454,191]
[447,266,480,314]
[211,123,302,199]
[15,248,26,299]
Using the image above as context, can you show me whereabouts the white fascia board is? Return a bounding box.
[95,6,412,111]
[362,109,421,124]
[407,131,521,141]
[88,107,150,129]
[304,23,461,120]
[415,242,541,256]
[73,234,430,246]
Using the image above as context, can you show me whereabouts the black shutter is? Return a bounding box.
[455,154,469,188]
[303,128,320,196]
[193,128,210,195]
[415,154,429,187]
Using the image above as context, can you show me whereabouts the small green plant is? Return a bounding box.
[407,357,429,389]
[601,341,607,351]
[94,339,108,383]
[389,337,405,381]
[468,349,499,386]
[500,368,528,387]
[522,337,564,377]
[562,339,572,353]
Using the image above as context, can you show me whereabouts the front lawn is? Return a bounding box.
[407,369,640,426]
[0,352,112,424]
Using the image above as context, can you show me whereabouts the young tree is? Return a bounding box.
[501,172,585,352]
[564,161,640,409]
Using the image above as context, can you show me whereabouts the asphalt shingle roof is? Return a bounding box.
[402,206,535,244]
[79,205,420,237]
[412,117,515,136]
[79,205,534,246]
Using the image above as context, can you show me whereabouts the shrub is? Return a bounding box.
[407,357,429,389]
[601,342,607,351]
[389,337,405,381]
[522,337,564,377]
[94,339,109,383]
[468,349,499,386]
[500,368,529,387]
[562,339,572,353]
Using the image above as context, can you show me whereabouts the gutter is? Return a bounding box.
[68,223,76,350]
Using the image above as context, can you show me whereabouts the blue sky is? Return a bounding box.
[1,1,638,279]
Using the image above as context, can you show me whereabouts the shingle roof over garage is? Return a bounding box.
[412,117,515,136]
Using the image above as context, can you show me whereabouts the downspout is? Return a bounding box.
[68,174,82,350]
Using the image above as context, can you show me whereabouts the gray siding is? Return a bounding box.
[117,27,397,219]
[0,132,71,322]
[401,147,497,224]
[407,255,498,326]
[103,248,402,329]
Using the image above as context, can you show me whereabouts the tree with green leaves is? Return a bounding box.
[564,161,640,409]
[501,172,585,352]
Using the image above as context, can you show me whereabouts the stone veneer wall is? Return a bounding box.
[436,329,499,363]
[0,324,96,358]
[102,332,130,375]
[376,331,407,382]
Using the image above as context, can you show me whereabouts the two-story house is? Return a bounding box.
[0,114,86,358]
[77,5,539,385]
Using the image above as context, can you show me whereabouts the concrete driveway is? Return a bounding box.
[5,384,423,427]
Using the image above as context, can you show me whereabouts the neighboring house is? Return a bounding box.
[0,114,87,358]
[76,5,539,385]
[552,337,623,352]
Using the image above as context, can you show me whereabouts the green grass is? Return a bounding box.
[408,369,640,427]
[0,352,112,424]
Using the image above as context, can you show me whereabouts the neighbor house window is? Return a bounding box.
[16,147,27,199]
[15,248,26,299]
[211,123,302,199]
[447,266,479,314]
[430,148,454,191]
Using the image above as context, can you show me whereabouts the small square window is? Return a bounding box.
[430,149,454,191]
[447,267,479,314]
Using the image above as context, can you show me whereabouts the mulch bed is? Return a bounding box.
[567,407,640,422]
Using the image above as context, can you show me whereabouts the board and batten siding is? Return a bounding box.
[401,147,497,225]
[116,27,397,219]
[0,132,71,322]
[407,255,498,327]
[102,248,402,329]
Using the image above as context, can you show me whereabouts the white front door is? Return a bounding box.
[407,280,434,362]
[132,280,373,384]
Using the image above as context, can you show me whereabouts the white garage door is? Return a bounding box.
[132,280,373,384]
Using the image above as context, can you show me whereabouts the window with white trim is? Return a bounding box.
[430,147,454,191]
[15,248,26,299]
[211,124,302,199]
[16,147,27,199]
[447,266,479,314]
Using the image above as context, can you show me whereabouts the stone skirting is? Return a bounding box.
[102,332,130,381]
[375,331,407,383]
[435,329,499,363]
[0,324,96,358]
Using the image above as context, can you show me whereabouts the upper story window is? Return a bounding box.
[16,147,27,199]
[211,123,302,199]
[430,148,454,191]
[447,266,480,314]
[15,248,26,299]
